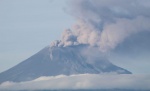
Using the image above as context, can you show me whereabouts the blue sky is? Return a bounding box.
[0,0,74,72]
[0,0,150,74]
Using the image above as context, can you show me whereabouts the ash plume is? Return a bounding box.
[51,0,150,52]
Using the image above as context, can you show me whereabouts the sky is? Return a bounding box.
[0,0,74,72]
[0,0,150,74]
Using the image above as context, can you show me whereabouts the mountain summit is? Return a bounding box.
[0,45,131,84]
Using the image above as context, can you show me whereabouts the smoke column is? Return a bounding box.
[51,0,150,52]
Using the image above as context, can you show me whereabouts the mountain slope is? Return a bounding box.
[0,45,131,84]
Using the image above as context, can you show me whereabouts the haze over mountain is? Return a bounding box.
[0,44,131,84]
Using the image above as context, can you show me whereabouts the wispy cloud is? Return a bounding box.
[0,74,150,90]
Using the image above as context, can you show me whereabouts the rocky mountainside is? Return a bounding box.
[0,45,131,84]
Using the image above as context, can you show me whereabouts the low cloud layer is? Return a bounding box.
[0,74,150,90]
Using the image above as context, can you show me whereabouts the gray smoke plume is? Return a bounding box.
[51,0,150,52]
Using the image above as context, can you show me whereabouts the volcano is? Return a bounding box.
[0,44,131,84]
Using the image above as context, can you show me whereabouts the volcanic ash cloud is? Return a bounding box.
[51,0,150,52]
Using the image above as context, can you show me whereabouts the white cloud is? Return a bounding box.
[0,74,150,90]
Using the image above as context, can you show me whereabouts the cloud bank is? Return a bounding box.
[51,0,150,52]
[0,74,150,90]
